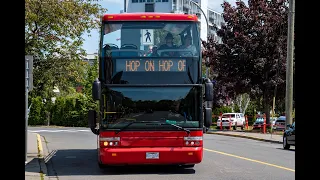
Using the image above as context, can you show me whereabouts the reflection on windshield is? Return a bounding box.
[101,87,201,130]
[255,118,264,122]
[222,114,235,118]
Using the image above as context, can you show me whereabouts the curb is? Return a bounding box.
[36,134,49,180]
[207,132,283,144]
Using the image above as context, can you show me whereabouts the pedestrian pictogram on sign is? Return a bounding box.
[141,29,154,45]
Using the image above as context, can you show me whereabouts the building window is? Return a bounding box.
[162,0,168,2]
[139,0,146,2]
[147,0,154,2]
[156,0,161,2]
[145,3,155,12]
[132,0,138,2]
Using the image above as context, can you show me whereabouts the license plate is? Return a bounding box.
[146,152,159,159]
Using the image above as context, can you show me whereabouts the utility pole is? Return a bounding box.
[189,0,210,78]
[285,0,295,128]
[25,55,33,163]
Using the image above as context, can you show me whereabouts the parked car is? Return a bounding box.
[217,113,245,130]
[273,116,286,130]
[283,122,295,149]
[252,117,272,129]
[270,117,277,126]
[252,118,265,129]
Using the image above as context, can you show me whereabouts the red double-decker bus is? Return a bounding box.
[88,12,213,168]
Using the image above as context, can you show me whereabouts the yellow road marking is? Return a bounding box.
[36,133,43,158]
[204,148,295,172]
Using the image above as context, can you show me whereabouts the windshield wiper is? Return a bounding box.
[115,121,161,134]
[160,122,190,135]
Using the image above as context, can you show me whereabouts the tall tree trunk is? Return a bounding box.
[263,92,271,124]
[239,95,243,113]
[243,97,250,115]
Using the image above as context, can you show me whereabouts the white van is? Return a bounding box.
[217,113,246,130]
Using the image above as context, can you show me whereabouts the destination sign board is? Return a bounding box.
[116,59,186,72]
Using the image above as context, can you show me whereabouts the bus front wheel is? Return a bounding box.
[98,162,108,169]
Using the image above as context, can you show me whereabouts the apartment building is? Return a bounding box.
[123,0,224,43]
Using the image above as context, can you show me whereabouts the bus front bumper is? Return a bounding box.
[99,147,203,165]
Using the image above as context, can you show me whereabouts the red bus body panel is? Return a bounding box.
[98,130,203,165]
[103,13,199,22]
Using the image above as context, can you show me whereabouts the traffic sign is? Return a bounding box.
[141,29,154,45]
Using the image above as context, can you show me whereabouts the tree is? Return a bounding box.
[202,0,292,123]
[82,56,99,98]
[26,0,106,123]
[234,93,250,114]
[25,0,106,96]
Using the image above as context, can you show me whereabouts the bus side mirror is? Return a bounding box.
[88,110,97,128]
[88,110,99,135]
[205,79,213,102]
[92,79,101,101]
[204,108,212,128]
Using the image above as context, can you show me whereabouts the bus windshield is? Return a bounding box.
[101,86,201,130]
[101,21,200,58]
[100,21,201,84]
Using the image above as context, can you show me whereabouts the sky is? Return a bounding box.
[81,0,243,54]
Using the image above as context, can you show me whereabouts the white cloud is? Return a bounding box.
[208,0,248,13]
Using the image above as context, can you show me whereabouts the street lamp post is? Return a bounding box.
[189,0,210,79]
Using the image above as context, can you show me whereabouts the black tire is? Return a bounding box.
[241,123,244,130]
[98,157,109,169]
[181,164,195,168]
[283,136,290,149]
[233,123,237,130]
[203,127,207,133]
[98,162,108,169]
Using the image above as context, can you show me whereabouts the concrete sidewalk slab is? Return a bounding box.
[207,130,283,144]
[25,132,49,180]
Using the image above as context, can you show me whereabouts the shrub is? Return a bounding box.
[29,93,97,127]
[50,93,96,127]
[212,106,233,122]
[28,96,45,125]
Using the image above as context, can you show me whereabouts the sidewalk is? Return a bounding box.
[25,132,48,180]
[207,129,283,144]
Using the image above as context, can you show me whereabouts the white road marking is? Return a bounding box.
[28,129,91,133]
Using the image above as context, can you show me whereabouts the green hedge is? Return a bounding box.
[212,106,233,122]
[28,94,97,127]
[28,96,46,125]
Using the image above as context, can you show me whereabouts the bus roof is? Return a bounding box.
[102,13,198,22]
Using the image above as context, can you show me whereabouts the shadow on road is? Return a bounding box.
[276,147,295,152]
[45,149,195,176]
[100,165,196,175]
[25,158,41,173]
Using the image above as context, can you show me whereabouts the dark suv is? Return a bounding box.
[283,122,295,149]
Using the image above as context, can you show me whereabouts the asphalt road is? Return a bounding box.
[30,127,295,180]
